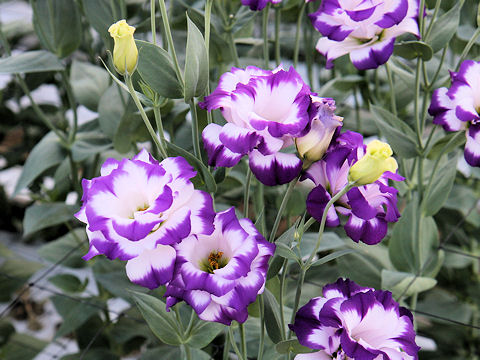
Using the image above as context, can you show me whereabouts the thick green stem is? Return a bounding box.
[244,168,253,218]
[189,99,202,161]
[385,63,397,116]
[274,6,281,65]
[262,4,271,68]
[293,2,306,68]
[125,75,166,157]
[288,269,305,339]
[269,178,298,242]
[239,322,247,360]
[150,0,157,44]
[255,182,267,235]
[158,0,184,85]
[414,60,423,147]
[257,294,265,360]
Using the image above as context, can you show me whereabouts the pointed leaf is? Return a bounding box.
[0,51,64,74]
[184,15,208,101]
[426,0,465,52]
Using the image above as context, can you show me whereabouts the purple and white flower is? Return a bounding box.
[302,131,402,245]
[310,0,420,70]
[75,149,215,289]
[201,66,341,185]
[289,278,420,360]
[428,60,480,167]
[164,208,275,325]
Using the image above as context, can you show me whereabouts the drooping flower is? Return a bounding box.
[296,97,343,164]
[289,278,420,360]
[200,66,342,186]
[164,208,275,325]
[108,19,138,75]
[310,0,420,70]
[348,139,398,185]
[302,131,402,245]
[75,149,215,289]
[428,60,480,167]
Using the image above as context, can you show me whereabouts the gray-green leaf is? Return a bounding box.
[184,15,208,101]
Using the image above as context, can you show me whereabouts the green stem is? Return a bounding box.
[158,0,184,85]
[268,178,298,243]
[153,103,168,158]
[257,294,265,360]
[125,75,166,157]
[244,168,253,218]
[303,217,316,233]
[385,63,397,116]
[424,0,442,40]
[278,258,288,339]
[288,183,354,339]
[293,2,306,68]
[414,59,423,147]
[228,31,240,67]
[262,4,271,68]
[429,45,448,88]
[305,184,354,268]
[189,99,202,161]
[185,309,196,337]
[61,71,78,144]
[150,0,157,44]
[418,0,426,35]
[223,333,231,360]
[184,345,192,360]
[417,157,424,202]
[239,322,247,360]
[228,326,243,360]
[174,306,185,333]
[274,6,281,65]
[205,0,213,124]
[457,27,480,71]
[255,182,267,235]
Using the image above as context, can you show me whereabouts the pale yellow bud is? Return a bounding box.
[108,20,138,75]
[348,140,398,185]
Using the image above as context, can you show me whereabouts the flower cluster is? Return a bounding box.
[310,0,420,70]
[200,66,342,186]
[428,60,480,167]
[302,132,403,245]
[289,278,420,360]
[76,150,274,324]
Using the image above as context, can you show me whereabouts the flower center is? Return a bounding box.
[128,203,149,219]
[199,251,229,273]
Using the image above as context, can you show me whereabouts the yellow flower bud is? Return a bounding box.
[348,140,398,185]
[108,20,138,75]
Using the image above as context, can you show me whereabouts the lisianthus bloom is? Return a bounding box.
[200,66,341,186]
[302,132,402,244]
[296,97,343,164]
[108,19,138,75]
[164,208,275,325]
[75,149,215,289]
[428,60,480,167]
[289,278,420,360]
[310,0,420,70]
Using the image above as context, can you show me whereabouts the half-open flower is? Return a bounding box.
[296,97,343,164]
[164,208,275,325]
[200,66,313,186]
[75,149,215,289]
[310,0,420,70]
[108,19,138,75]
[289,278,420,360]
[428,60,480,167]
[302,132,403,245]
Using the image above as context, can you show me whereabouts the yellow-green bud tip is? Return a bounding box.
[108,20,138,75]
[348,140,398,186]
